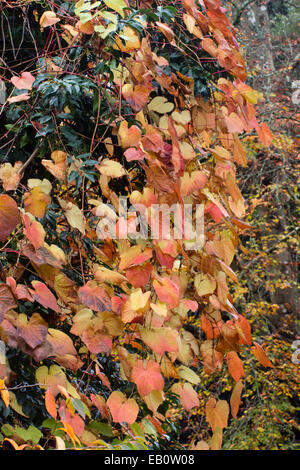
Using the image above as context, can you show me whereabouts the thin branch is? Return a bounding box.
[18,138,45,175]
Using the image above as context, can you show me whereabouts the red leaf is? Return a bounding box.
[31,281,61,313]
[90,394,110,420]
[81,328,112,354]
[125,263,152,288]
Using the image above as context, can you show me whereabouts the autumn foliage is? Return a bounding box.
[0,0,275,450]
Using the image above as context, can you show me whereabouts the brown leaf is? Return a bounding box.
[17,313,48,349]
[78,281,112,312]
[0,284,17,323]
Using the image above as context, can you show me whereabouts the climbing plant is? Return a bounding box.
[0,0,274,450]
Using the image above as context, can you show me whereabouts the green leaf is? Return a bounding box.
[72,398,91,419]
[130,422,144,438]
[42,418,58,432]
[1,424,14,437]
[15,425,43,445]
[88,421,114,437]
[142,418,157,437]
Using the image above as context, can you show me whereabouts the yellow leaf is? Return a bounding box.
[97,159,126,178]
[114,26,140,52]
[40,11,60,29]
[177,365,200,384]
[148,96,174,114]
[195,273,216,296]
[9,392,29,417]
[104,0,128,18]
[171,110,191,125]
[0,162,22,191]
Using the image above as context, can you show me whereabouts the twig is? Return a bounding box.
[18,138,45,175]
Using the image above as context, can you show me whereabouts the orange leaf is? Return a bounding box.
[0,378,10,408]
[230,380,244,419]
[201,38,218,57]
[42,150,68,181]
[23,187,51,218]
[153,276,181,309]
[45,388,57,419]
[23,213,45,250]
[226,351,245,382]
[205,398,229,431]
[0,195,21,242]
[140,327,179,356]
[168,117,184,176]
[118,120,142,149]
[235,314,252,345]
[76,20,94,35]
[171,383,199,411]
[131,359,164,397]
[125,263,152,288]
[17,312,48,349]
[107,391,139,424]
[122,84,150,112]
[47,328,77,357]
[180,171,208,197]
[256,122,273,147]
[114,26,140,52]
[119,245,152,271]
[251,342,274,368]
[90,394,110,420]
[59,421,80,447]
